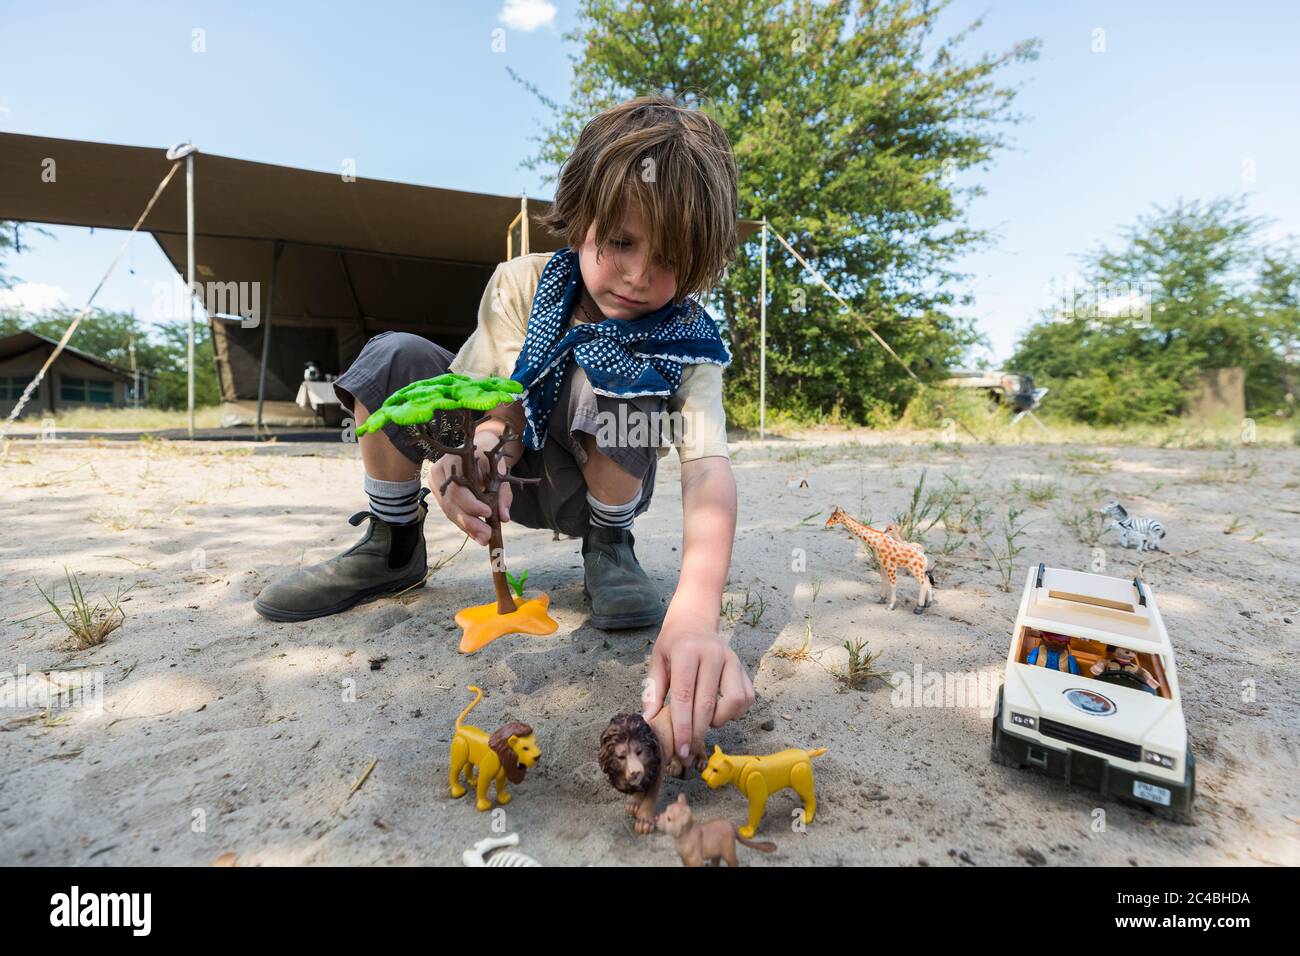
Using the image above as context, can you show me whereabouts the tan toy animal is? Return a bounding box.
[656,793,777,866]
[827,507,935,613]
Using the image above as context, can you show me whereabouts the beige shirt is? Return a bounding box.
[449,252,731,463]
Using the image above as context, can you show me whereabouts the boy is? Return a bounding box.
[254,95,753,760]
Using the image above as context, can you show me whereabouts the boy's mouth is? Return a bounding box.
[610,292,645,307]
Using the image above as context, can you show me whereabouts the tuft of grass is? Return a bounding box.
[891,469,956,545]
[87,507,154,532]
[773,580,822,663]
[1197,459,1260,484]
[1058,506,1107,546]
[936,474,990,544]
[1012,478,1059,504]
[742,589,768,628]
[980,506,1031,592]
[840,637,891,689]
[1063,450,1113,476]
[35,569,132,650]
[16,405,225,431]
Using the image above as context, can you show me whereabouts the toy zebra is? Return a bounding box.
[1100,501,1166,552]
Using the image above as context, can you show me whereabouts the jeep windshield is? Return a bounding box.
[1017,627,1170,699]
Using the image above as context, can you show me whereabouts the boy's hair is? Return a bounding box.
[540,94,738,303]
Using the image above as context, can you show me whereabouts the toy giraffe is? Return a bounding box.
[825,507,935,614]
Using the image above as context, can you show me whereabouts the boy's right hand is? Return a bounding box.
[430,445,512,546]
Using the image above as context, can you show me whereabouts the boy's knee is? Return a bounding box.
[579,432,654,483]
[359,331,454,376]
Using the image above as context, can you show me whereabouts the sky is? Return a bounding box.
[0,0,1296,363]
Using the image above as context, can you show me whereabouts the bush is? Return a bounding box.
[899,385,1001,431]
[723,386,894,432]
[1045,369,1184,426]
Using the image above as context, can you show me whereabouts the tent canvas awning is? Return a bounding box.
[0,131,566,408]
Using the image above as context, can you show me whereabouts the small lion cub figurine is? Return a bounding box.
[449,685,540,811]
[657,793,776,867]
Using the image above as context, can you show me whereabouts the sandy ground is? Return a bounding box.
[1,430,1297,867]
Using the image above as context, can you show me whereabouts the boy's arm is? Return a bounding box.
[646,456,753,763]
[433,257,539,542]
[665,457,735,628]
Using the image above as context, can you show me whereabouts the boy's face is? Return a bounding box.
[578,202,677,320]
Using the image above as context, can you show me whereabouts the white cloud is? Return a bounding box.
[0,282,69,313]
[499,0,557,31]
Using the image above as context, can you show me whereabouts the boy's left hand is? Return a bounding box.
[644,620,754,763]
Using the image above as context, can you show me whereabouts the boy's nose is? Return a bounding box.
[622,255,651,288]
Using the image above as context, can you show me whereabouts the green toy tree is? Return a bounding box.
[357,373,539,617]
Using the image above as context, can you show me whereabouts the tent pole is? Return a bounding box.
[759,216,767,441]
[186,151,196,438]
[521,194,529,255]
[255,241,284,435]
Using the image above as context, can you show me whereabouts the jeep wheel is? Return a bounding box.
[990,739,1025,769]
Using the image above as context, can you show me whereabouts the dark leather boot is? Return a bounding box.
[254,490,429,622]
[581,525,664,630]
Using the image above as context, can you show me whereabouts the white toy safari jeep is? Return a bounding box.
[991,562,1195,820]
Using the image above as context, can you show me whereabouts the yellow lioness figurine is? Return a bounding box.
[701,744,827,838]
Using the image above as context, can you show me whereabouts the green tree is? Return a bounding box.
[1256,244,1300,416]
[1011,196,1275,424]
[513,0,1037,423]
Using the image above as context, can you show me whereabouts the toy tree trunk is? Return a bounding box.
[353,374,551,641]
[486,503,517,615]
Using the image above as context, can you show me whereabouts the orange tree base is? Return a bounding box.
[455,593,559,653]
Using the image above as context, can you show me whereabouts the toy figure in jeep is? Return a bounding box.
[1024,631,1080,674]
[1091,644,1161,695]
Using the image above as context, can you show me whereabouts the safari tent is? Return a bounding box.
[0,132,565,426]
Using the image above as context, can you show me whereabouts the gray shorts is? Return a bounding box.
[334,331,663,537]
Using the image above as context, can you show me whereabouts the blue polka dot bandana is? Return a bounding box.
[509,247,731,450]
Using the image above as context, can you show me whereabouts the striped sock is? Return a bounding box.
[586,487,642,530]
[364,474,422,526]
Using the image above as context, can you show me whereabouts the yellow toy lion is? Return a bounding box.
[701,744,827,838]
[448,686,540,811]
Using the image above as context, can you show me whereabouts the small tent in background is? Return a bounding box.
[0,132,565,426]
[0,331,136,418]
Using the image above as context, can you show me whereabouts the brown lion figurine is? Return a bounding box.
[657,793,777,867]
[450,686,540,811]
[598,710,706,834]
